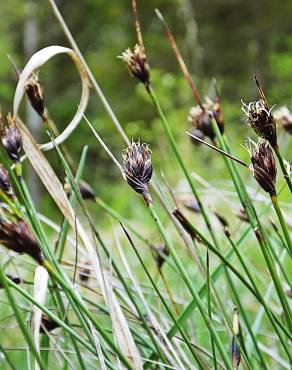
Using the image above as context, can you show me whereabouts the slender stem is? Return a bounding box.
[206,250,217,370]
[147,202,233,370]
[274,146,292,193]
[42,260,135,370]
[0,267,45,370]
[186,130,248,168]
[148,86,219,248]
[271,195,292,256]
[120,224,207,369]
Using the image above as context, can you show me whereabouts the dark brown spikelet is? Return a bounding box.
[0,273,21,288]
[173,208,201,243]
[187,127,205,146]
[79,261,91,283]
[0,164,15,199]
[40,314,60,333]
[188,105,215,141]
[1,114,22,163]
[25,74,46,120]
[64,180,96,201]
[0,204,44,264]
[214,211,230,236]
[249,140,277,196]
[79,180,96,201]
[122,141,153,203]
[205,96,224,133]
[188,97,224,142]
[242,99,277,148]
[236,208,248,223]
[119,44,150,88]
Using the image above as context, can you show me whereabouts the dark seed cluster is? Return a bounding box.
[119,44,150,88]
[242,99,277,148]
[122,141,153,198]
[249,140,277,196]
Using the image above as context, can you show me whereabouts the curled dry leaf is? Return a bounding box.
[13,45,90,152]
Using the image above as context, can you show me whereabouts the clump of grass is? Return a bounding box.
[0,0,290,369]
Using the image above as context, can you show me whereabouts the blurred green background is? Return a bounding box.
[0,0,291,219]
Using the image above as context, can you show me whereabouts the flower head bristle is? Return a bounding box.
[242,99,277,148]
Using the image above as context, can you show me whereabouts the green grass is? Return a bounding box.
[0,1,291,369]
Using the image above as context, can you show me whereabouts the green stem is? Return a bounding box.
[0,267,45,369]
[271,195,292,257]
[148,87,220,249]
[274,146,292,193]
[42,260,134,370]
[147,202,233,370]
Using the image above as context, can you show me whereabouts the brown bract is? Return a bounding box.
[249,140,277,196]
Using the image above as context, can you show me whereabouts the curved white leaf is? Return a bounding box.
[13,45,90,152]
[33,266,49,370]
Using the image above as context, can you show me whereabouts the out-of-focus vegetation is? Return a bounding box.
[1,0,291,217]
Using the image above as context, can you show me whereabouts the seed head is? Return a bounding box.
[79,180,96,201]
[40,314,60,333]
[274,106,292,135]
[25,74,46,120]
[236,208,248,223]
[1,114,22,163]
[0,274,21,288]
[242,99,277,148]
[0,164,15,199]
[248,139,277,196]
[187,126,205,146]
[204,96,225,133]
[64,180,96,201]
[79,260,91,283]
[122,141,153,202]
[173,208,201,243]
[188,97,224,142]
[0,204,44,264]
[119,44,150,88]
